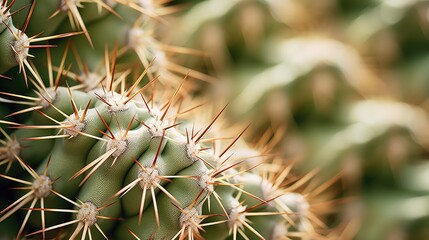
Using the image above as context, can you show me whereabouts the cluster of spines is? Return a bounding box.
[0,52,337,239]
[0,0,212,92]
[0,0,337,239]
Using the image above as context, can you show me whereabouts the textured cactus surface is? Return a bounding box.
[0,0,339,240]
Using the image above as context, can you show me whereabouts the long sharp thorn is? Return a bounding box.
[26,219,80,237]
[163,122,181,131]
[128,229,142,240]
[68,4,93,47]
[138,186,147,224]
[286,169,319,192]
[41,198,46,240]
[43,155,52,176]
[126,60,155,98]
[113,178,140,199]
[95,110,115,139]
[123,75,160,104]
[109,45,118,92]
[88,227,93,240]
[178,102,205,116]
[0,174,32,185]
[77,149,116,186]
[151,131,165,168]
[308,173,342,198]
[81,99,92,122]
[123,114,136,139]
[69,148,116,182]
[70,222,84,240]
[94,93,111,106]
[66,82,79,119]
[30,31,83,43]
[212,191,229,220]
[4,0,18,13]
[22,0,36,33]
[81,224,88,240]
[154,182,179,205]
[189,189,204,209]
[0,192,33,222]
[46,48,53,87]
[53,42,70,90]
[213,158,247,177]
[0,91,39,101]
[160,74,187,121]
[242,221,265,240]
[219,124,250,158]
[194,104,228,144]
[151,187,160,227]
[140,93,151,113]
[0,74,11,80]
[16,197,37,240]
[133,158,146,172]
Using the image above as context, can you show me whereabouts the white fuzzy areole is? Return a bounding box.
[77,202,99,226]
[32,176,52,198]
[198,170,214,194]
[227,199,246,229]
[107,138,128,158]
[152,49,167,72]
[280,193,310,217]
[105,94,130,112]
[60,0,78,12]
[62,117,86,138]
[146,117,172,137]
[138,167,160,189]
[0,137,20,162]
[39,88,58,109]
[127,27,146,48]
[139,0,154,11]
[13,32,29,64]
[271,222,288,239]
[179,207,201,232]
[186,142,200,162]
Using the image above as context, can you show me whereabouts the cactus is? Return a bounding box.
[170,0,429,239]
[0,0,339,239]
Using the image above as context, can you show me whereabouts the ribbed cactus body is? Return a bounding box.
[0,83,331,239]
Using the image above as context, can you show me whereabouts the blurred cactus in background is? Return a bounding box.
[0,0,344,240]
[169,0,429,239]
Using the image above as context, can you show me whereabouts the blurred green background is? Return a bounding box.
[166,0,429,239]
